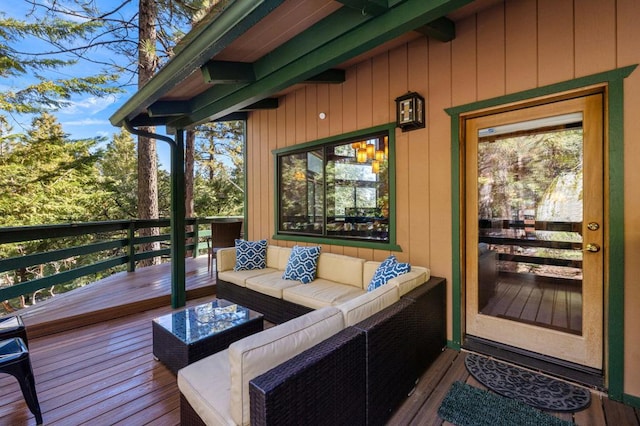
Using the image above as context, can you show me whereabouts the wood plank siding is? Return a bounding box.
[244,0,640,397]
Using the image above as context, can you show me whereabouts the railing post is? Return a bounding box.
[128,222,136,272]
[192,218,199,259]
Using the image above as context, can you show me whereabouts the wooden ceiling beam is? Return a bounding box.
[415,17,456,42]
[213,112,247,122]
[238,98,279,111]
[168,0,473,128]
[335,0,390,17]
[147,101,191,117]
[110,0,286,127]
[201,60,256,84]
[305,69,346,84]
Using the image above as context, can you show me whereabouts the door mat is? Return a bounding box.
[465,353,591,412]
[438,381,574,426]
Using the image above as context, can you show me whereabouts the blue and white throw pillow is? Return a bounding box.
[234,239,268,271]
[367,255,411,291]
[282,245,322,284]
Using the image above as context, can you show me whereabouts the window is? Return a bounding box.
[277,128,392,244]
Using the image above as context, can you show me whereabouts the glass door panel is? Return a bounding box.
[465,95,603,369]
[477,120,584,335]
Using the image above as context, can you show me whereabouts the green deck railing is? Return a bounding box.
[0,217,241,303]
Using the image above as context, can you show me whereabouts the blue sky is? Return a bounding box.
[2,0,172,169]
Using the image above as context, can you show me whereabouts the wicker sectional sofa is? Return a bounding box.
[215,245,430,323]
[178,245,446,425]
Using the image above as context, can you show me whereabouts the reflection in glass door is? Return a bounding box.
[465,95,603,369]
[477,114,584,335]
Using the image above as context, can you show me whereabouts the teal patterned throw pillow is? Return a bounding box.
[234,239,267,271]
[367,255,410,291]
[282,245,321,284]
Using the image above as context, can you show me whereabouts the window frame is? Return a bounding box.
[272,123,400,251]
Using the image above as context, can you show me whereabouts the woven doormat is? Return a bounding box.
[465,353,591,412]
[438,381,574,426]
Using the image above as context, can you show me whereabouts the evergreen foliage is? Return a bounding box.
[0,112,107,226]
[194,121,244,216]
[0,13,120,113]
[0,1,245,311]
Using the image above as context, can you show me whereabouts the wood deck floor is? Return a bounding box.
[19,256,215,338]
[1,258,639,425]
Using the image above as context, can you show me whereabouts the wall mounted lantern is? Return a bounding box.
[395,91,425,132]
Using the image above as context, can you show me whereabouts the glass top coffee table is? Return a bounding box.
[152,299,264,373]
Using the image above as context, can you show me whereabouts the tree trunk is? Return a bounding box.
[137,0,160,267]
[185,129,195,256]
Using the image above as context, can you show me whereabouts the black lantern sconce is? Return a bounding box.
[395,91,425,132]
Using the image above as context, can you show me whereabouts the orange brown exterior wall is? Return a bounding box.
[244,0,640,398]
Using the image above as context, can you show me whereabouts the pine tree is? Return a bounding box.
[0,112,111,310]
[0,112,107,226]
[194,121,244,216]
[99,129,138,219]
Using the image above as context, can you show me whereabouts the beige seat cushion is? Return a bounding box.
[218,268,277,287]
[178,350,234,426]
[229,306,345,425]
[316,253,366,288]
[336,282,400,326]
[282,279,365,310]
[245,271,301,298]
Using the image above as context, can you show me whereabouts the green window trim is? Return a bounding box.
[272,123,401,251]
[445,64,637,402]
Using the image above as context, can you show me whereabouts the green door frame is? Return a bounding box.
[445,65,636,402]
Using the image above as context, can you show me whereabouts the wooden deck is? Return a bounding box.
[1,259,639,425]
[19,256,215,338]
[391,350,640,426]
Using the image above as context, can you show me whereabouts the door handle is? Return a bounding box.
[585,243,601,253]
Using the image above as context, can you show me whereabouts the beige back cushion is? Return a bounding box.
[229,306,345,425]
[337,282,400,326]
[363,261,380,285]
[265,245,281,269]
[266,245,292,270]
[316,253,365,288]
[389,266,429,296]
[277,247,292,270]
[216,247,236,272]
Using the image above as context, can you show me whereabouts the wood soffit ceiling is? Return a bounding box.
[162,0,340,102]
[137,0,502,126]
